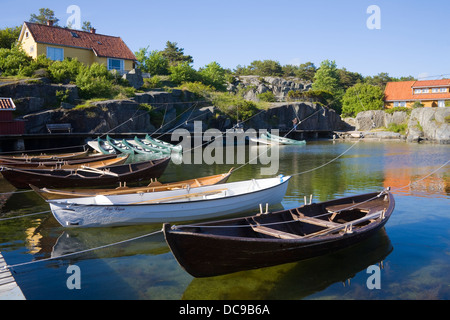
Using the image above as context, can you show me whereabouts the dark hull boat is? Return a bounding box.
[0,157,170,189]
[163,190,395,278]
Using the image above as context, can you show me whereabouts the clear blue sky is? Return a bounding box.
[2,0,449,79]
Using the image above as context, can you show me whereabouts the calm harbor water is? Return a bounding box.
[0,140,449,300]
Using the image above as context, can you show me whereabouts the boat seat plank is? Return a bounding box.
[293,215,341,228]
[303,210,385,239]
[250,224,304,239]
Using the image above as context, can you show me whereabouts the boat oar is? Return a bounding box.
[129,188,228,204]
[78,166,119,177]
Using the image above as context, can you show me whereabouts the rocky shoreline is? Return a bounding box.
[342,108,450,144]
[1,77,448,144]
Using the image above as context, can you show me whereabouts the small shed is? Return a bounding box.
[0,98,25,135]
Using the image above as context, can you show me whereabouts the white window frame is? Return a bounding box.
[414,89,421,94]
[422,88,429,93]
[107,58,124,71]
[46,46,64,61]
[439,88,447,93]
[394,101,406,108]
[438,100,445,108]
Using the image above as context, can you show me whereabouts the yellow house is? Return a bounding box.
[384,79,450,109]
[18,21,136,72]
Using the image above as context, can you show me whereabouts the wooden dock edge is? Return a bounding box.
[0,252,26,300]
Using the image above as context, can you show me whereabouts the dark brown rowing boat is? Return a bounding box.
[0,157,170,189]
[163,189,395,278]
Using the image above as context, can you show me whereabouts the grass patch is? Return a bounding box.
[387,123,408,135]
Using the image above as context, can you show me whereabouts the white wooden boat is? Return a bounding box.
[130,137,172,155]
[143,135,182,153]
[262,133,306,145]
[87,138,116,154]
[48,175,291,228]
[247,136,278,145]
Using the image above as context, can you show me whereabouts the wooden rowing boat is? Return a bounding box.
[123,139,168,156]
[143,134,182,153]
[0,157,170,189]
[47,175,291,227]
[106,136,135,154]
[132,136,172,154]
[87,137,117,154]
[0,153,117,166]
[31,168,234,200]
[0,155,128,170]
[163,189,395,277]
[262,132,306,145]
[0,149,89,162]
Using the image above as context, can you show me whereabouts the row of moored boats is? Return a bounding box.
[0,134,394,277]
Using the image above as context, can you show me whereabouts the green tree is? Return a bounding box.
[76,63,115,98]
[136,48,169,75]
[364,72,393,89]
[0,45,32,76]
[341,83,384,117]
[250,60,283,77]
[30,8,59,25]
[312,60,343,112]
[169,62,199,84]
[338,68,363,90]
[82,21,93,32]
[161,41,193,66]
[198,61,226,90]
[296,62,317,81]
[48,58,83,83]
[0,26,21,49]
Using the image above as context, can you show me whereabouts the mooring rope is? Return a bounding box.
[0,210,51,222]
[3,229,163,271]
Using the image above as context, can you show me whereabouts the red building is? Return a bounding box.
[0,98,25,135]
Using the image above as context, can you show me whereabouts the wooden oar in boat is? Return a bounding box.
[128,188,228,204]
[30,168,234,200]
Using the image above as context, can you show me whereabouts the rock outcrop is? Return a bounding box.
[227,76,312,102]
[346,108,450,144]
[407,107,450,143]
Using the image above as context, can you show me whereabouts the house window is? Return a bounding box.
[414,89,421,94]
[440,88,447,93]
[47,46,64,61]
[438,100,445,108]
[432,88,439,93]
[422,88,429,93]
[107,58,124,71]
[394,101,406,107]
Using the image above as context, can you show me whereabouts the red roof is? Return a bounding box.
[24,22,136,61]
[0,98,16,111]
[384,80,450,101]
[412,79,450,88]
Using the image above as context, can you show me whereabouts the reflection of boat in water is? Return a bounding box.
[182,228,393,299]
[50,227,168,261]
